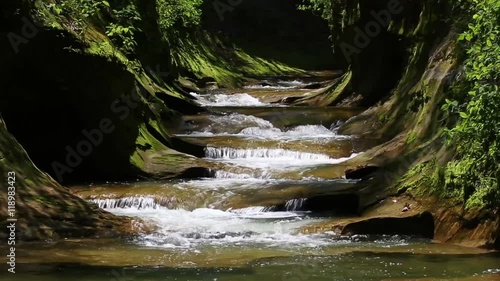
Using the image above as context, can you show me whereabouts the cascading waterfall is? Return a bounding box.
[204,146,359,169]
[205,147,333,160]
[27,76,500,280]
[87,81,365,252]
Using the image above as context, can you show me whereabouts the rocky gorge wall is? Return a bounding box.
[0,116,148,240]
[296,0,499,249]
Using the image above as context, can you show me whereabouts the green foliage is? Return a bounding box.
[441,98,459,113]
[399,159,462,206]
[156,0,203,41]
[105,2,141,54]
[444,0,500,209]
[298,0,334,22]
[170,33,301,87]
[48,0,141,55]
[50,0,110,18]
[48,0,110,33]
[299,0,360,42]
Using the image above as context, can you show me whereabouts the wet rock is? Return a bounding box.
[345,165,380,180]
[196,77,217,88]
[0,116,145,241]
[178,77,201,92]
[278,96,303,105]
[303,82,322,89]
[433,207,500,249]
[205,82,219,90]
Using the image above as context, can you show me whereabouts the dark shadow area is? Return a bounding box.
[154,91,204,115]
[333,0,415,107]
[201,0,337,70]
[169,136,206,158]
[304,194,360,214]
[0,28,146,183]
[342,211,435,239]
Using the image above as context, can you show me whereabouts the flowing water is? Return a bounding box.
[3,79,499,281]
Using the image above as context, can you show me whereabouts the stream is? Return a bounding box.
[3,78,500,281]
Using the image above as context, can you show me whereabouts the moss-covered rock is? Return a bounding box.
[0,0,212,184]
[0,116,149,240]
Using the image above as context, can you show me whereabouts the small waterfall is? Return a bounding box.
[91,197,164,209]
[284,198,308,211]
[205,147,332,160]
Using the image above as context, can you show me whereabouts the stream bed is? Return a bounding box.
[3,79,499,281]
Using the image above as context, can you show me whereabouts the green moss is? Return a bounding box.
[294,70,352,106]
[170,32,304,87]
[441,0,500,210]
[405,131,417,145]
[34,196,47,205]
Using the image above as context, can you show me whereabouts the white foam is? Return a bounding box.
[191,92,265,107]
[205,147,332,160]
[238,125,350,140]
[91,197,164,210]
[187,113,274,135]
[104,206,329,249]
[204,147,359,169]
[179,121,351,141]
